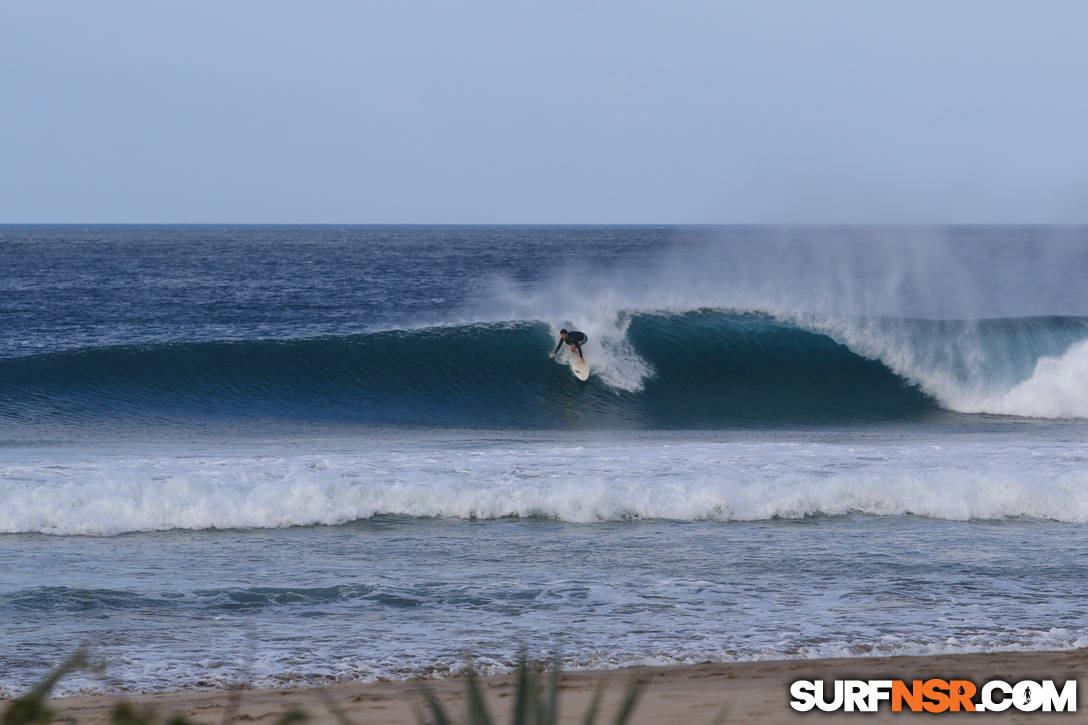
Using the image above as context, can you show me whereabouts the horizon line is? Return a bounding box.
[3,221,1087,227]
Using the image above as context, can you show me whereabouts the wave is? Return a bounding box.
[5,436,1088,534]
[0,312,937,428]
[2,310,1087,428]
[3,584,399,612]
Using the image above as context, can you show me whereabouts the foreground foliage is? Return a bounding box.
[1,653,662,725]
[415,656,644,725]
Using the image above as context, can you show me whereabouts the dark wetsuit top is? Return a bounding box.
[554,331,588,357]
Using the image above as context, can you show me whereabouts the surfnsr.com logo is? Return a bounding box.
[790,678,1077,713]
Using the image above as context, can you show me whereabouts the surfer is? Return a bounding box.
[550,329,587,361]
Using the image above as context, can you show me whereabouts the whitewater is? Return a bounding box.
[2,225,1087,696]
[5,433,1088,536]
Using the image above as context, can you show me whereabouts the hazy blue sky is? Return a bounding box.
[2,1,1086,223]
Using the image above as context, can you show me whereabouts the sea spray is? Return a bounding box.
[473,227,1088,420]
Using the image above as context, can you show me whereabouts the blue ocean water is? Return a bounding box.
[2,225,1087,695]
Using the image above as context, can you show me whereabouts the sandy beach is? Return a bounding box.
[31,649,1086,724]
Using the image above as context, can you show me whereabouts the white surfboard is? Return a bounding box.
[569,351,590,381]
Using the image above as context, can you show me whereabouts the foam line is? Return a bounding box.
[5,438,1088,535]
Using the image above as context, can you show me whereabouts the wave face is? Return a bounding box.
[0,312,952,428]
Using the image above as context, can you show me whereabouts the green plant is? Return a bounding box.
[2,652,87,725]
[415,656,643,725]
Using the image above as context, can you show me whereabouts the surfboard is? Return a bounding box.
[569,351,590,381]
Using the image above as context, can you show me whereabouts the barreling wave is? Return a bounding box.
[0,312,932,428]
[2,310,1087,429]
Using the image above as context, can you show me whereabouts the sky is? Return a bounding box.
[2,1,1087,224]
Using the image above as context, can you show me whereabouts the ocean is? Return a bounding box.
[2,224,1087,696]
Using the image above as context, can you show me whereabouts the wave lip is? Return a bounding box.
[813,314,1088,421]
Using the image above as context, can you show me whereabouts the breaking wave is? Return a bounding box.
[3,310,1088,428]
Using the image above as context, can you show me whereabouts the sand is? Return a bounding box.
[26,649,1088,724]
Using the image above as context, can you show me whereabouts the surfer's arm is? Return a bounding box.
[553,339,564,355]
